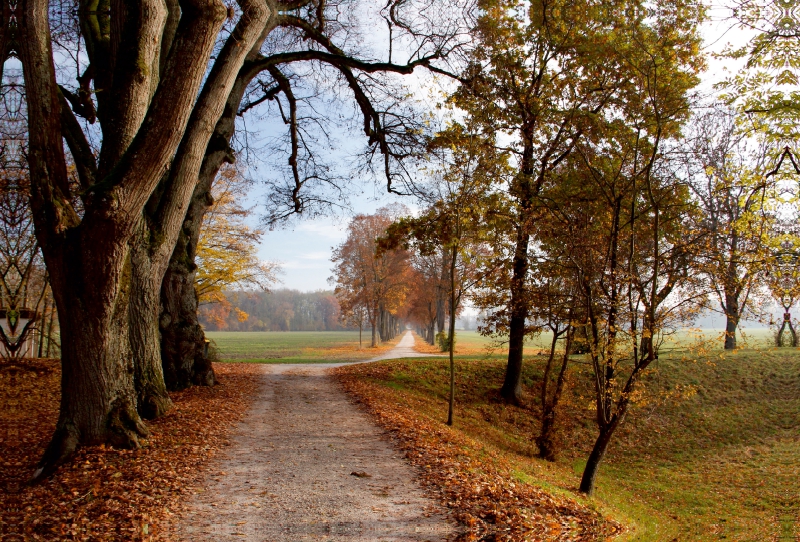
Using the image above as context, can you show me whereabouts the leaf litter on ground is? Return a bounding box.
[0,360,262,540]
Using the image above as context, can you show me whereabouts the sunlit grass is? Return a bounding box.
[341,347,800,540]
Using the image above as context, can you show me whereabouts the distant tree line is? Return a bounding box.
[200,289,347,332]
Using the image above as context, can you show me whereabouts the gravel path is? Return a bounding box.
[174,332,455,541]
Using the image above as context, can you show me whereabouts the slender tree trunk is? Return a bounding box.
[446,246,457,426]
[37,295,48,358]
[45,306,55,357]
[579,415,621,495]
[371,321,378,347]
[501,225,530,404]
[723,292,739,350]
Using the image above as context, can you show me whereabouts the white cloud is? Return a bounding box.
[299,251,332,260]
[295,221,348,240]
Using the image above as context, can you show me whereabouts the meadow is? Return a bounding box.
[206,330,400,363]
[207,328,779,363]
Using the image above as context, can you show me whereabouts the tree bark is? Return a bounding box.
[723,292,739,350]
[578,417,619,495]
[500,224,530,404]
[129,219,174,418]
[34,253,149,481]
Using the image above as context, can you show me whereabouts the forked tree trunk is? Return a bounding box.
[537,327,572,461]
[21,0,229,480]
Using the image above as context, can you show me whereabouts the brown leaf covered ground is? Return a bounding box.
[0,359,262,541]
[332,362,623,542]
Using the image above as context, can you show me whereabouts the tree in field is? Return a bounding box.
[560,27,705,492]
[382,126,497,425]
[686,108,773,349]
[16,0,469,478]
[331,207,412,348]
[340,301,368,347]
[448,0,706,404]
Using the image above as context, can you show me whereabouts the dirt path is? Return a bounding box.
[174,331,455,541]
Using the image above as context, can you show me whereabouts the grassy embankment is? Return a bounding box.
[341,330,799,541]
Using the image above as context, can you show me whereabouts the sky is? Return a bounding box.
[251,1,754,293]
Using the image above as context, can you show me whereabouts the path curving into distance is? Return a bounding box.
[173,331,454,541]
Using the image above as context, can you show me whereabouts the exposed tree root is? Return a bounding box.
[31,399,150,484]
[137,387,174,420]
[30,423,80,484]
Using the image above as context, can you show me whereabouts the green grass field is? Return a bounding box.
[206,330,391,363]
[444,328,779,358]
[207,328,781,363]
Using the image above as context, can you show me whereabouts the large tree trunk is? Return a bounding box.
[129,221,174,418]
[500,225,530,404]
[161,230,217,388]
[34,250,149,481]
